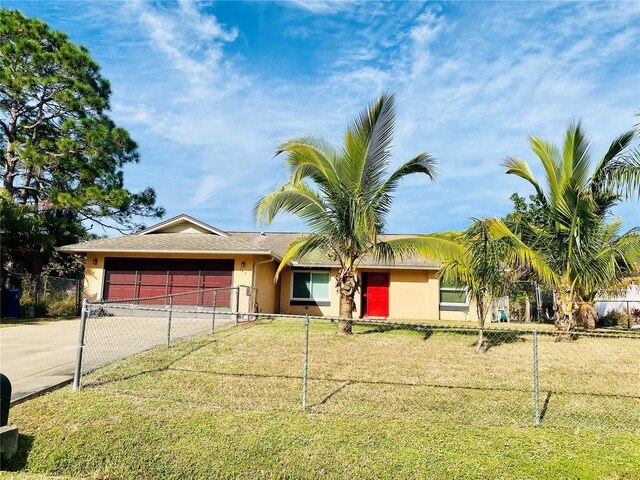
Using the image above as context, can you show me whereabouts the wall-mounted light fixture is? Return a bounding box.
[92,258,98,266]
[240,261,246,268]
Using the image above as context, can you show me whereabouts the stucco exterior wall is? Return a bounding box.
[385,269,439,320]
[82,252,480,322]
[253,257,278,314]
[84,253,105,301]
[440,306,476,322]
[278,267,341,317]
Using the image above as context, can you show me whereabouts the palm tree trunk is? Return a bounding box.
[476,295,487,353]
[554,284,576,341]
[336,268,359,335]
[338,293,353,335]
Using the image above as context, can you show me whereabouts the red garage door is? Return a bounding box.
[103,258,233,306]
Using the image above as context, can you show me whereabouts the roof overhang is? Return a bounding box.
[137,214,228,236]
[57,247,279,258]
[289,262,442,270]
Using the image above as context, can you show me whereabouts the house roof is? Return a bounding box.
[58,233,269,256]
[231,232,442,269]
[136,214,228,237]
[59,215,443,269]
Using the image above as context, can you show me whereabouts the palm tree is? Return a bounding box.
[439,218,556,352]
[504,121,640,334]
[254,93,457,334]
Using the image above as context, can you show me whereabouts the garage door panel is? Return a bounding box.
[106,284,136,300]
[201,290,231,308]
[106,271,136,284]
[202,272,231,284]
[170,271,200,286]
[202,271,232,307]
[104,258,233,305]
[138,271,167,284]
[169,286,200,305]
[138,286,168,304]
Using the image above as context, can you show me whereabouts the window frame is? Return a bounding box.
[290,270,331,306]
[439,282,470,309]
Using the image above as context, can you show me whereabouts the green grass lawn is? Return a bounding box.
[0,316,77,328]
[2,319,639,479]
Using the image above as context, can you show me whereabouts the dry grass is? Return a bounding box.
[3,318,640,479]
[83,318,640,429]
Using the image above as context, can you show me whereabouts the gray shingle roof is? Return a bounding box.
[230,232,442,268]
[60,217,442,268]
[58,233,266,254]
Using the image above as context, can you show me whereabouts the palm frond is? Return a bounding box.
[260,93,439,284]
[341,92,395,192]
[562,120,592,189]
[529,136,561,202]
[368,152,438,228]
[276,136,339,189]
[503,156,545,200]
[373,232,465,265]
[253,181,332,232]
[591,130,635,182]
[592,146,640,200]
[275,233,333,281]
[482,218,557,286]
[360,92,396,193]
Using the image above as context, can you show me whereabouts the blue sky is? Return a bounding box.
[7,0,640,234]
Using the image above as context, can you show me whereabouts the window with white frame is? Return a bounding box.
[291,271,330,305]
[440,281,468,307]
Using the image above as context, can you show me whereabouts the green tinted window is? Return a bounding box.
[441,290,467,304]
[311,273,330,299]
[292,271,330,300]
[292,272,311,298]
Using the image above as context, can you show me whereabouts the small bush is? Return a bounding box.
[597,309,632,328]
[45,294,78,316]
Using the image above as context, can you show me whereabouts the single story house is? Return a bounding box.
[60,214,478,322]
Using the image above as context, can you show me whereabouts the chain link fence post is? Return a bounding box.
[302,314,309,411]
[211,290,217,334]
[73,299,88,391]
[167,296,173,347]
[76,278,82,316]
[533,330,540,426]
[234,287,240,326]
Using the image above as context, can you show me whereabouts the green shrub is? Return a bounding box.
[45,294,78,316]
[597,309,632,328]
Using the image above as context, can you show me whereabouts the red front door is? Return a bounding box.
[362,272,389,317]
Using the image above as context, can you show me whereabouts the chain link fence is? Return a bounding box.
[3,273,82,317]
[308,317,638,430]
[73,285,258,388]
[71,304,639,431]
[222,314,639,430]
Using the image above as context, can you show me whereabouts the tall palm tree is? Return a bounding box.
[504,121,640,334]
[254,93,457,334]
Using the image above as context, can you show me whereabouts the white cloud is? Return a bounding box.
[132,0,247,95]
[39,0,637,233]
[406,7,445,78]
[286,0,357,14]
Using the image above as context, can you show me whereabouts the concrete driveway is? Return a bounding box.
[0,319,79,402]
[0,311,238,403]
